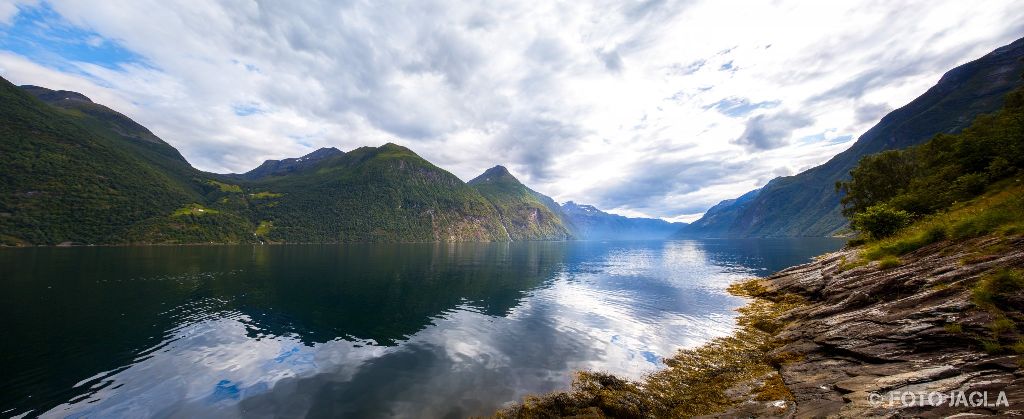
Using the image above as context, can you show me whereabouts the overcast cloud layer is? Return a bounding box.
[1,0,1022,221]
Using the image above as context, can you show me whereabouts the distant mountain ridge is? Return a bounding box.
[561,201,685,240]
[678,36,1024,238]
[234,147,345,180]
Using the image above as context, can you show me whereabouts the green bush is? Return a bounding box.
[851,204,913,239]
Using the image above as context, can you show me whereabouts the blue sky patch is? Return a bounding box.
[232,102,265,116]
[0,3,146,73]
[706,97,780,117]
[798,132,853,144]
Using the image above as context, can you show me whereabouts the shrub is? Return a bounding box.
[990,317,1017,336]
[950,173,989,200]
[851,204,913,239]
[1011,339,1024,354]
[972,269,1024,309]
[981,340,1003,354]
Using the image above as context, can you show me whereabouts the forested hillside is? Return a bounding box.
[0,78,238,245]
[0,78,586,245]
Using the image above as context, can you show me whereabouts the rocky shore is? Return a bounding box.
[720,235,1024,417]
[496,234,1024,418]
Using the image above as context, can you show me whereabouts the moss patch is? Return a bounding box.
[171,203,219,217]
[250,191,283,199]
[206,179,242,193]
[255,220,273,237]
[877,255,902,269]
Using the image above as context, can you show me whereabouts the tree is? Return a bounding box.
[851,203,913,239]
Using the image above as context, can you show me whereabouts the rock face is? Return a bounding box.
[754,236,1024,417]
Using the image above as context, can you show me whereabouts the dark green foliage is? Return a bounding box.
[850,203,912,239]
[0,78,213,245]
[839,85,1024,237]
[836,150,917,218]
[861,184,1023,261]
[125,211,256,244]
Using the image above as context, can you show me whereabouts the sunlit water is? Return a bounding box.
[0,238,843,418]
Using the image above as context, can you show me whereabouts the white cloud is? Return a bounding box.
[0,0,31,25]
[0,0,1022,219]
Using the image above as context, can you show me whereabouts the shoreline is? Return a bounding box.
[499,233,1024,417]
[0,236,843,249]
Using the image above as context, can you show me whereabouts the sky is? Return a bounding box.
[0,1,1022,222]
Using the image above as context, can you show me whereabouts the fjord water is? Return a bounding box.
[1,239,842,418]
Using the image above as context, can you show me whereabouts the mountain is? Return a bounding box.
[468,166,573,241]
[233,147,344,180]
[0,78,544,245]
[0,78,253,246]
[560,201,685,240]
[239,144,510,243]
[678,37,1024,238]
[674,188,760,238]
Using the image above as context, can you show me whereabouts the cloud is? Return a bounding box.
[668,59,705,75]
[734,111,813,150]
[706,97,780,117]
[598,48,624,73]
[501,118,586,181]
[0,0,1021,219]
[853,102,893,124]
[593,157,757,216]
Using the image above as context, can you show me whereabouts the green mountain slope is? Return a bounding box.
[0,78,252,245]
[469,166,573,241]
[241,144,511,243]
[679,37,1024,238]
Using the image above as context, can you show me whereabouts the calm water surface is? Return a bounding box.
[0,238,843,418]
